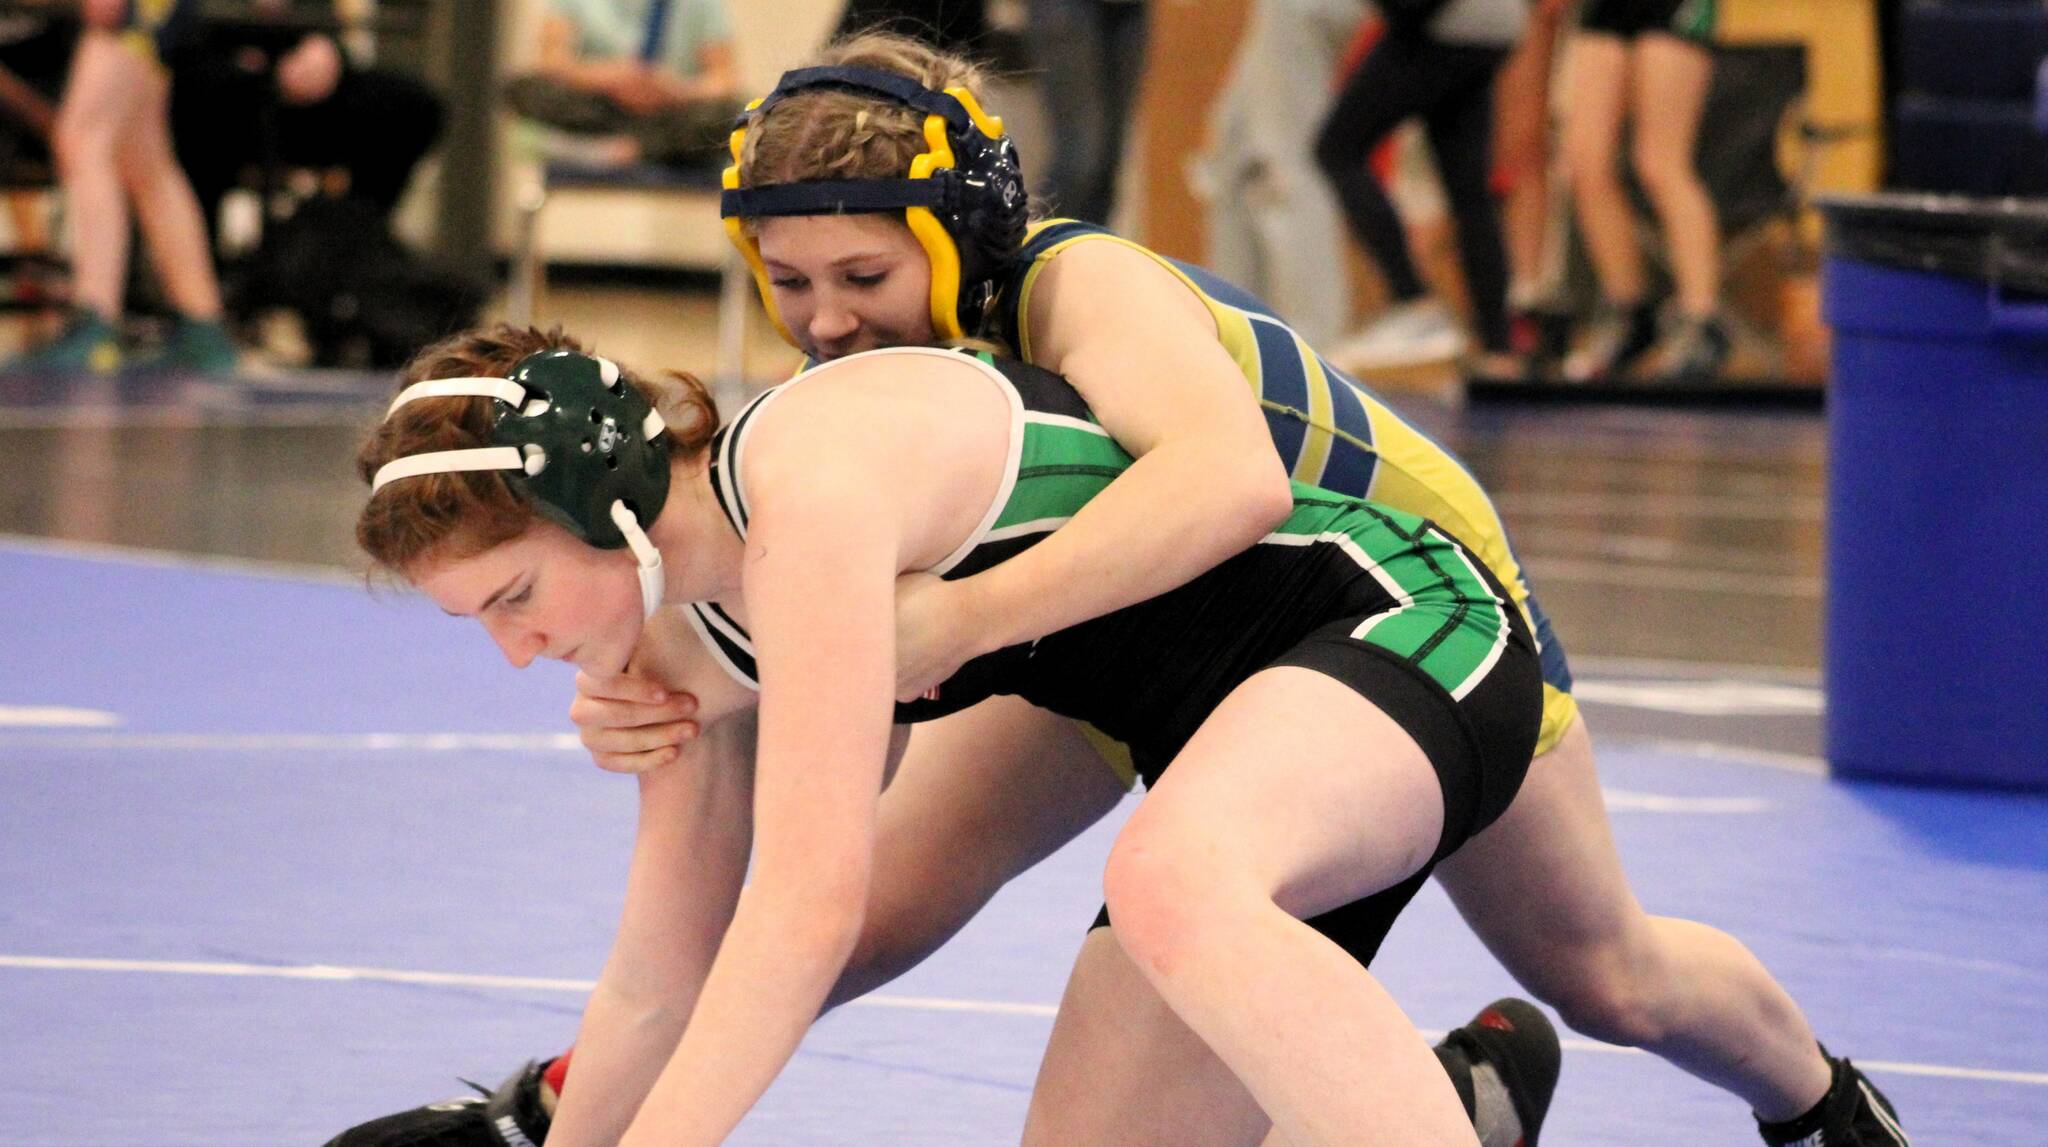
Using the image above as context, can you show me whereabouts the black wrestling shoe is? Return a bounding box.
[322,1059,552,1147]
[1757,1048,1911,1146]
[1435,998,1561,1147]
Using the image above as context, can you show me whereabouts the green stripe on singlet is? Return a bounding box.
[992,416,1135,533]
[1275,488,1512,700]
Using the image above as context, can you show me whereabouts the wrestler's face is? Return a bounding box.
[413,521,645,676]
[755,214,936,360]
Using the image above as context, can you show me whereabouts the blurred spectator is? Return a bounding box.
[1315,0,1526,376]
[1492,0,1569,355]
[1561,0,1726,383]
[504,0,741,169]
[0,10,73,310]
[838,0,989,51]
[168,1,445,244]
[1024,0,1147,224]
[1194,0,1365,346]
[4,0,233,374]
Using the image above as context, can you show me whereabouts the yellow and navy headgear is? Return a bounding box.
[719,65,1029,345]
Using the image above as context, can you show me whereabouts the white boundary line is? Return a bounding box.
[0,731,584,752]
[2,955,2040,1087]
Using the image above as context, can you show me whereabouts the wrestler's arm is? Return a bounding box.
[543,709,758,1147]
[898,239,1292,694]
[613,388,932,1146]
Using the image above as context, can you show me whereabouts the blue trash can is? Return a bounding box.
[1820,194,2048,789]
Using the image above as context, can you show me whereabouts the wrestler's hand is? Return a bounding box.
[570,668,699,774]
[891,571,990,703]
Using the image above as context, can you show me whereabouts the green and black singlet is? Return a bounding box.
[684,346,1542,964]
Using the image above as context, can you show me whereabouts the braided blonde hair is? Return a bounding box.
[736,32,992,192]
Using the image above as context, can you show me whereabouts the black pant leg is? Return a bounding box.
[1422,45,1512,352]
[1313,35,1466,303]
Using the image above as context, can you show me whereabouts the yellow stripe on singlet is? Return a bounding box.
[1291,330,1337,486]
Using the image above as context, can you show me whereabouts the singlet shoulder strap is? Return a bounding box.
[683,600,759,691]
[704,382,797,539]
[988,218,1112,349]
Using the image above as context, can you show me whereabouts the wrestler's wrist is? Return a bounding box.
[951,574,1017,656]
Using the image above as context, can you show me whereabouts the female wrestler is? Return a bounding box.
[357,325,1547,1145]
[577,32,1892,1147]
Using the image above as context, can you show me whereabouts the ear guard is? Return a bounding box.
[720,64,1028,345]
[370,349,671,618]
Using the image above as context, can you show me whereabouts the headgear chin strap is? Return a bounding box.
[720,64,1028,346]
[370,349,672,620]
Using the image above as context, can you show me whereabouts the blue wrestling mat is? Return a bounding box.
[2,541,2043,1144]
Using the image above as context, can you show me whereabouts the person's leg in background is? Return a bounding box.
[26,26,141,371]
[1026,0,1112,223]
[1088,0,1148,227]
[1628,31,1727,381]
[112,33,233,371]
[1490,0,1567,368]
[1315,31,1471,372]
[1420,44,1513,377]
[1559,28,1659,382]
[5,191,47,283]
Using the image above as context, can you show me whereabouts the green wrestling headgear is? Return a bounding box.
[369,348,671,617]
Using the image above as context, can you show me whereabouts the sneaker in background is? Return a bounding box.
[1563,300,1659,383]
[1326,297,1468,373]
[1663,313,1732,386]
[141,316,241,375]
[5,307,120,374]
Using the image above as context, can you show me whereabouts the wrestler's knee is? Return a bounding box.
[1526,932,1678,1048]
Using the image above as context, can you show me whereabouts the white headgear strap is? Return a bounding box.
[370,369,666,619]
